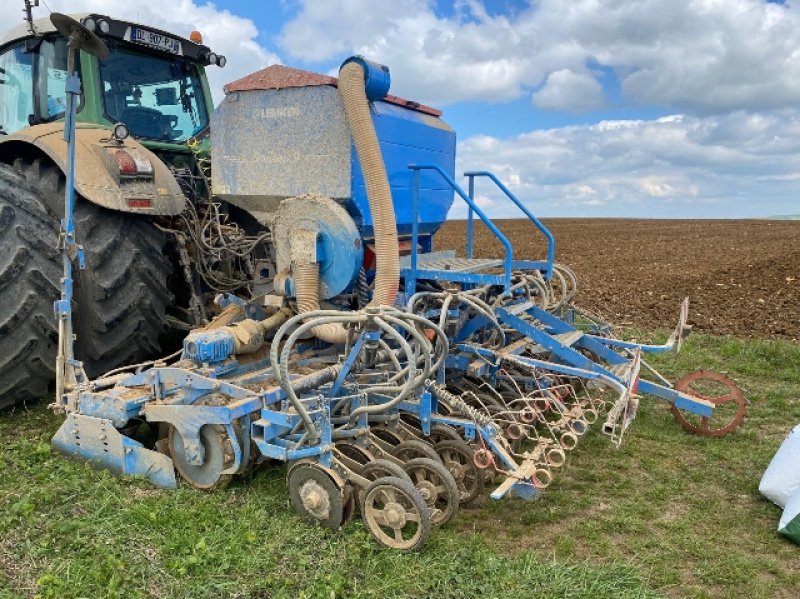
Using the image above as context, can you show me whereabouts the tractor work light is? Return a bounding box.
[112,122,129,142]
[98,19,110,34]
[82,17,96,31]
[204,52,226,67]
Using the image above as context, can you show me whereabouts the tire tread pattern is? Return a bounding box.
[0,158,174,408]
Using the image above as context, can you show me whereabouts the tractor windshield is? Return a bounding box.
[99,47,209,143]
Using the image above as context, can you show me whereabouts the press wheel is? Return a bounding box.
[356,458,412,510]
[428,424,463,445]
[361,458,411,483]
[670,370,746,437]
[169,424,233,490]
[362,476,431,551]
[335,442,375,465]
[402,458,460,527]
[287,463,345,530]
[434,439,485,504]
[391,440,443,464]
[371,427,405,446]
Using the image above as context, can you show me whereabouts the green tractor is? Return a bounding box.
[0,9,232,407]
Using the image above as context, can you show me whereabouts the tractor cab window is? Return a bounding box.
[0,44,34,134]
[99,47,209,142]
[0,37,79,135]
[36,37,73,122]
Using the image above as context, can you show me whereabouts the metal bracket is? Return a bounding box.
[52,413,176,488]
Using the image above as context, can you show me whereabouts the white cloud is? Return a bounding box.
[637,177,694,198]
[277,0,800,114]
[277,0,556,105]
[1,1,280,103]
[456,109,800,218]
[533,69,605,113]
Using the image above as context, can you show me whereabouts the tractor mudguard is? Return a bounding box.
[0,122,184,216]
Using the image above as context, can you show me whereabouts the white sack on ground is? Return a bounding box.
[760,424,800,508]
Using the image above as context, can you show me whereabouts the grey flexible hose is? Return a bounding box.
[271,310,366,437]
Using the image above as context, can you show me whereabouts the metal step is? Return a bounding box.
[498,337,530,356]
[405,256,504,273]
[505,301,536,316]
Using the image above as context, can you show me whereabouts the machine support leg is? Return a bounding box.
[54,40,85,406]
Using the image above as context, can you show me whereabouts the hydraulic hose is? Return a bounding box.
[394,310,449,373]
[272,311,367,439]
[407,291,502,352]
[347,315,417,422]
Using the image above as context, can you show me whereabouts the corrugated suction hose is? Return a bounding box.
[338,61,400,308]
[294,262,349,343]
[292,61,400,344]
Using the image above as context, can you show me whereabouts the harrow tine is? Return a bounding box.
[602,349,642,447]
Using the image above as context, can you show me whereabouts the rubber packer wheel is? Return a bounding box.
[434,440,485,504]
[361,459,411,483]
[428,424,463,445]
[371,427,405,446]
[361,476,431,551]
[356,458,412,512]
[169,424,233,490]
[391,439,443,465]
[335,441,375,465]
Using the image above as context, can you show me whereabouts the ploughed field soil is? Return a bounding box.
[436,218,800,340]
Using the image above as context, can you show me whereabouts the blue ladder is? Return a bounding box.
[405,164,513,295]
[464,171,554,279]
[403,164,555,295]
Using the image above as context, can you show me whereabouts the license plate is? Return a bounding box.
[128,27,182,55]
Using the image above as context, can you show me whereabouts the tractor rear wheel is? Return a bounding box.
[0,159,173,408]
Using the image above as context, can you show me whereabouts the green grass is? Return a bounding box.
[1,333,798,598]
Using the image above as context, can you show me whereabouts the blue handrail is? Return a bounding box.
[464,171,555,278]
[408,164,513,293]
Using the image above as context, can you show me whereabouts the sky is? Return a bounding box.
[3,0,799,218]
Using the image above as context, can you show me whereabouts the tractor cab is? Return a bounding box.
[0,11,227,410]
[0,13,219,152]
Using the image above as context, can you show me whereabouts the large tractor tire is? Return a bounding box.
[0,159,174,409]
